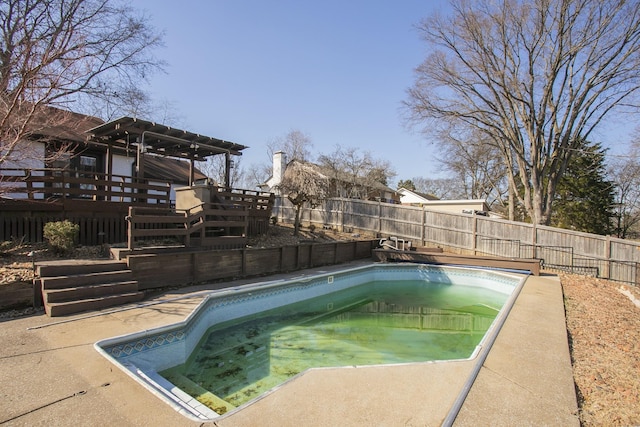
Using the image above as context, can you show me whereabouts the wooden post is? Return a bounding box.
[225,152,231,189]
[184,208,191,247]
[378,198,382,237]
[421,206,426,247]
[126,206,134,250]
[189,158,195,186]
[532,223,538,259]
[279,246,284,272]
[106,142,113,201]
[604,235,611,279]
[241,247,247,276]
[26,170,33,200]
[472,214,478,255]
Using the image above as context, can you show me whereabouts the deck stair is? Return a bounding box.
[36,260,144,317]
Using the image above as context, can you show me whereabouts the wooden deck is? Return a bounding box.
[372,248,541,275]
[1,169,274,245]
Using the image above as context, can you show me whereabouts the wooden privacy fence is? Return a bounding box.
[0,203,129,245]
[274,197,640,286]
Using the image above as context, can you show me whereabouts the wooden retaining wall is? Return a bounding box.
[127,239,378,290]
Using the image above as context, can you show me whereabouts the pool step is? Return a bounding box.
[162,368,236,415]
[36,260,144,317]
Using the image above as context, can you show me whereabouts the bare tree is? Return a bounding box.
[0,0,164,167]
[412,176,463,199]
[199,156,248,189]
[405,0,640,225]
[436,124,509,208]
[318,146,396,199]
[246,161,272,190]
[267,129,313,162]
[277,161,329,236]
[610,144,640,239]
[244,129,315,190]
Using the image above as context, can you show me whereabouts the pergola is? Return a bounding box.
[85,116,247,188]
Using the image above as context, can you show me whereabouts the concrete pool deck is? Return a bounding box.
[0,263,579,426]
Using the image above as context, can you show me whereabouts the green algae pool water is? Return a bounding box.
[160,279,508,412]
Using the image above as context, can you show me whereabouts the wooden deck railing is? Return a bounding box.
[1,168,170,205]
[210,186,274,236]
[1,169,275,245]
[126,202,249,250]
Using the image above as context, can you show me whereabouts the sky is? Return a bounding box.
[132,0,449,187]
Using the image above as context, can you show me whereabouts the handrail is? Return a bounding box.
[127,201,249,250]
[1,168,170,205]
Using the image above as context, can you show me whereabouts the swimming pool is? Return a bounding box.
[95,263,524,421]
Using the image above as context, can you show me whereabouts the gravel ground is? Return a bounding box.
[2,227,639,425]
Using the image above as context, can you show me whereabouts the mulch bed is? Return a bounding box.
[561,273,640,426]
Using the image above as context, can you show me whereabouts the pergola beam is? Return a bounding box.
[85,116,247,187]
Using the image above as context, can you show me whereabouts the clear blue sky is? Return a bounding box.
[133,0,449,187]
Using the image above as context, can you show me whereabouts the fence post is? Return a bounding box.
[604,235,611,279]
[421,206,426,247]
[377,198,382,237]
[532,223,538,259]
[472,215,478,255]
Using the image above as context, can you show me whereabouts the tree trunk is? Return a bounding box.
[293,204,302,236]
[508,184,515,221]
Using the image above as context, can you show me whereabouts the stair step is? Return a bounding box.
[37,260,128,277]
[44,291,145,317]
[43,281,139,303]
[41,270,134,289]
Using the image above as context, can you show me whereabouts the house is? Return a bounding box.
[397,188,440,205]
[260,151,400,203]
[1,109,273,246]
[398,187,490,215]
[1,110,242,205]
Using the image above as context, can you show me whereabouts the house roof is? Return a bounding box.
[85,117,247,160]
[294,159,397,194]
[397,188,440,202]
[25,107,105,143]
[143,155,206,185]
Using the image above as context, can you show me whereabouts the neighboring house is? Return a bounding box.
[260,151,400,203]
[1,109,239,204]
[397,188,440,205]
[397,187,490,215]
